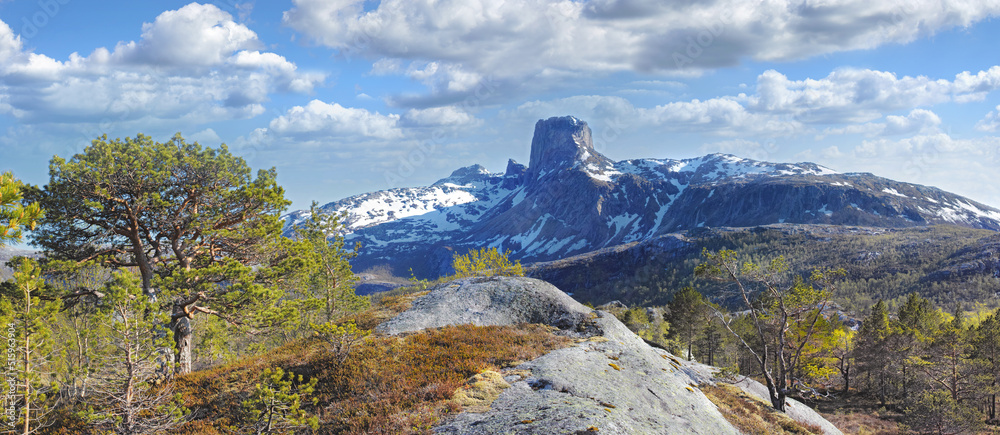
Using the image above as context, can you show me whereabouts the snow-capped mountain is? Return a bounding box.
[284,116,1000,277]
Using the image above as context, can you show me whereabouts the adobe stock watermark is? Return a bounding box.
[672,11,734,69]
[4,321,17,430]
[19,0,70,40]
[382,74,501,188]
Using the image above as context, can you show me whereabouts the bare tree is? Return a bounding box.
[695,248,843,412]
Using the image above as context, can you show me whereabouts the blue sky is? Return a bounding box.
[1,0,1000,214]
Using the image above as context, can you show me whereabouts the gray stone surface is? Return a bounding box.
[376,276,594,335]
[376,276,840,434]
[434,314,740,435]
[679,361,844,435]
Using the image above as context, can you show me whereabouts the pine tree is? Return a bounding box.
[855,300,893,405]
[452,247,524,278]
[241,367,318,434]
[972,309,1000,420]
[293,202,367,323]
[82,271,186,434]
[31,134,292,374]
[666,287,708,361]
[1,258,61,434]
[0,172,43,246]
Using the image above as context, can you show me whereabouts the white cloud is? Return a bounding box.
[403,106,480,127]
[976,105,1000,132]
[283,0,1000,103]
[816,132,1000,208]
[112,3,260,67]
[642,98,803,136]
[745,68,1000,124]
[854,133,1000,159]
[819,109,942,138]
[505,65,1000,140]
[0,3,324,125]
[268,100,402,139]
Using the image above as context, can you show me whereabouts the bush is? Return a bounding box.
[452,247,524,278]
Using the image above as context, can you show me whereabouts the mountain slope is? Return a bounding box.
[526,224,1000,313]
[284,116,1000,278]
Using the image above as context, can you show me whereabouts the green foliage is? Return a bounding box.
[452,247,524,278]
[695,248,844,412]
[614,305,670,347]
[81,270,187,435]
[31,133,292,374]
[904,390,982,435]
[0,171,43,246]
[1,257,61,434]
[241,367,319,435]
[291,201,369,324]
[667,287,710,361]
[309,321,369,363]
[534,225,1000,314]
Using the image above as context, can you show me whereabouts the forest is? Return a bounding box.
[3,134,1000,434]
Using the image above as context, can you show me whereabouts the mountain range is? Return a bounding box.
[283,116,1000,279]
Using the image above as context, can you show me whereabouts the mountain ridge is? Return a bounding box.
[283,116,1000,278]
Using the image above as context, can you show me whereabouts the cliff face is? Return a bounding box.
[283,116,1000,278]
[377,276,841,435]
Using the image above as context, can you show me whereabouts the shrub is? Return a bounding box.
[452,247,524,278]
[241,367,319,434]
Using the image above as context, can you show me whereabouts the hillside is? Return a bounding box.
[168,276,842,434]
[527,224,1000,313]
[283,116,1000,279]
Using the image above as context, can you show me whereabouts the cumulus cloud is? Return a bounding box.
[402,106,481,127]
[283,0,1000,103]
[745,68,1000,124]
[819,109,942,138]
[812,132,1000,207]
[976,105,1000,132]
[0,3,324,125]
[505,65,1000,139]
[268,100,403,140]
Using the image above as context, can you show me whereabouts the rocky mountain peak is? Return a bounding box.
[527,116,604,183]
[433,164,492,186]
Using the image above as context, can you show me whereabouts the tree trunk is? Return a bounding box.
[171,309,193,374]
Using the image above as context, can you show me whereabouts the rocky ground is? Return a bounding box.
[377,276,841,435]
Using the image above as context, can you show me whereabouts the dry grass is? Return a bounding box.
[172,321,571,434]
[702,383,824,435]
[821,411,902,435]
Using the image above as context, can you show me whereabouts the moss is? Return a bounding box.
[450,370,511,413]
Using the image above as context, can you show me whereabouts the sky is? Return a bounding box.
[1,0,1000,215]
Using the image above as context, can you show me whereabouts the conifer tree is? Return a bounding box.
[1,258,60,434]
[667,287,709,361]
[452,247,524,278]
[972,308,1000,420]
[855,300,893,405]
[30,134,291,374]
[83,271,186,434]
[292,202,367,323]
[0,172,43,246]
[242,367,318,435]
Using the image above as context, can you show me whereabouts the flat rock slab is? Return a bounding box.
[435,315,740,435]
[376,276,594,335]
